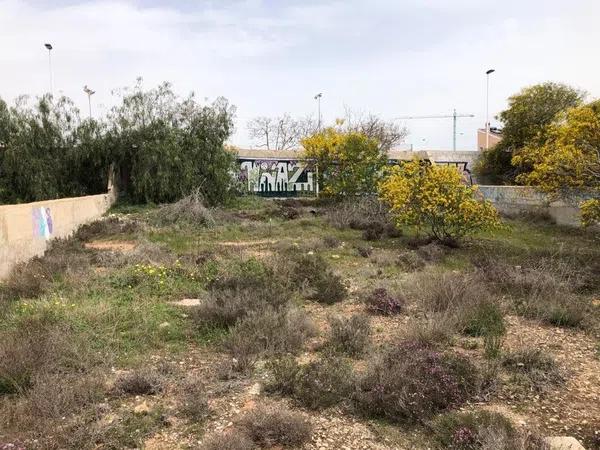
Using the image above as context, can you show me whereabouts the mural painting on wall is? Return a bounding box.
[32,207,53,239]
[238,159,316,196]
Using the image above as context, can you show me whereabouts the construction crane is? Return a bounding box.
[395,109,475,151]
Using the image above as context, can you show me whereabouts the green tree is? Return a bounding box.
[301,128,386,197]
[512,101,600,226]
[475,82,584,184]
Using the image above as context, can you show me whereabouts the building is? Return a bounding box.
[477,127,502,151]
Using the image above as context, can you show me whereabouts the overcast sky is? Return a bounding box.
[1,0,599,150]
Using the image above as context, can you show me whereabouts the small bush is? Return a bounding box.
[355,244,373,258]
[152,189,215,227]
[114,369,163,396]
[396,251,426,272]
[416,272,484,313]
[431,410,548,450]
[266,356,354,410]
[326,196,390,230]
[75,216,139,241]
[201,431,256,450]
[177,376,210,421]
[236,404,313,447]
[225,307,316,370]
[283,253,347,304]
[354,340,479,423]
[364,287,405,315]
[362,221,385,241]
[322,235,341,248]
[325,314,371,357]
[384,222,403,238]
[403,313,457,346]
[461,299,505,338]
[416,242,447,262]
[502,348,564,392]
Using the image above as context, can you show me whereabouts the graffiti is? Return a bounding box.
[32,207,53,239]
[238,159,316,196]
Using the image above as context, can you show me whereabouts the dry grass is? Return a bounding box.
[502,348,565,392]
[325,314,371,357]
[113,369,163,396]
[152,188,215,227]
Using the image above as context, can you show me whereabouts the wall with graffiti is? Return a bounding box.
[238,159,316,197]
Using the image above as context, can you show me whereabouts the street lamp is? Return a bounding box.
[485,68,495,150]
[83,85,96,119]
[314,93,323,130]
[44,43,53,94]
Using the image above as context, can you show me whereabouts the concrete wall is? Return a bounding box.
[0,187,116,279]
[478,185,582,227]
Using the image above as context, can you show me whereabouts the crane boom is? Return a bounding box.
[394,109,475,151]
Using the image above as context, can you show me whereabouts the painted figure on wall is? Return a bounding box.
[32,206,53,239]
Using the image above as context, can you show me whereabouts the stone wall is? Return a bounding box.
[0,187,117,279]
[478,185,582,227]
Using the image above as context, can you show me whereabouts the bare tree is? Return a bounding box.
[341,108,408,151]
[248,114,315,151]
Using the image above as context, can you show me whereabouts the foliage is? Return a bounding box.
[502,348,564,392]
[475,82,584,184]
[379,159,501,243]
[364,288,405,315]
[0,80,236,205]
[302,128,387,197]
[284,252,347,304]
[325,314,371,357]
[512,101,600,226]
[236,404,313,448]
[354,340,479,423]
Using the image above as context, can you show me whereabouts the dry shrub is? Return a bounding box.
[362,221,385,241]
[282,253,347,304]
[192,260,292,327]
[0,315,93,395]
[355,244,373,258]
[225,307,316,370]
[236,404,313,448]
[113,369,163,396]
[75,216,139,241]
[177,376,210,421]
[322,235,341,248]
[474,257,588,328]
[502,348,564,392]
[403,313,458,346]
[364,287,405,315]
[431,410,549,450]
[152,189,215,227]
[416,242,447,262]
[415,271,483,313]
[0,239,91,300]
[201,430,256,450]
[326,196,390,230]
[354,340,479,423]
[396,250,426,272]
[325,314,371,357]
[265,356,354,410]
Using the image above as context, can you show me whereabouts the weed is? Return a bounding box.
[461,299,505,338]
[364,288,405,315]
[236,404,313,447]
[431,410,548,450]
[201,430,256,450]
[354,340,479,423]
[325,314,371,357]
[177,376,210,421]
[266,356,354,410]
[225,307,316,370]
[502,348,564,392]
[114,369,163,396]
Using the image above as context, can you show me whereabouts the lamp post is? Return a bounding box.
[44,43,53,94]
[485,69,495,149]
[314,93,322,130]
[83,85,96,119]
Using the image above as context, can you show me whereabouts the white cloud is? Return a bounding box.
[0,0,598,150]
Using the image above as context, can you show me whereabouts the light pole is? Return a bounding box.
[44,43,53,95]
[314,93,322,130]
[485,69,495,150]
[83,85,96,119]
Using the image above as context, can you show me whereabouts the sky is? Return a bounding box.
[1,0,599,150]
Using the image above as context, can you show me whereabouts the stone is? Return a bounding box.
[172,298,202,307]
[133,400,151,415]
[545,436,586,450]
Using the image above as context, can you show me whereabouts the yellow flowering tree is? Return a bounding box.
[512,102,600,226]
[301,128,387,197]
[378,159,501,244]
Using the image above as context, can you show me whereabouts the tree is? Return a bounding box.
[247,114,315,151]
[301,128,386,197]
[475,82,584,184]
[512,101,600,226]
[379,159,500,244]
[341,108,408,152]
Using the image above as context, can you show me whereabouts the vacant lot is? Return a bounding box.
[1,196,599,449]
